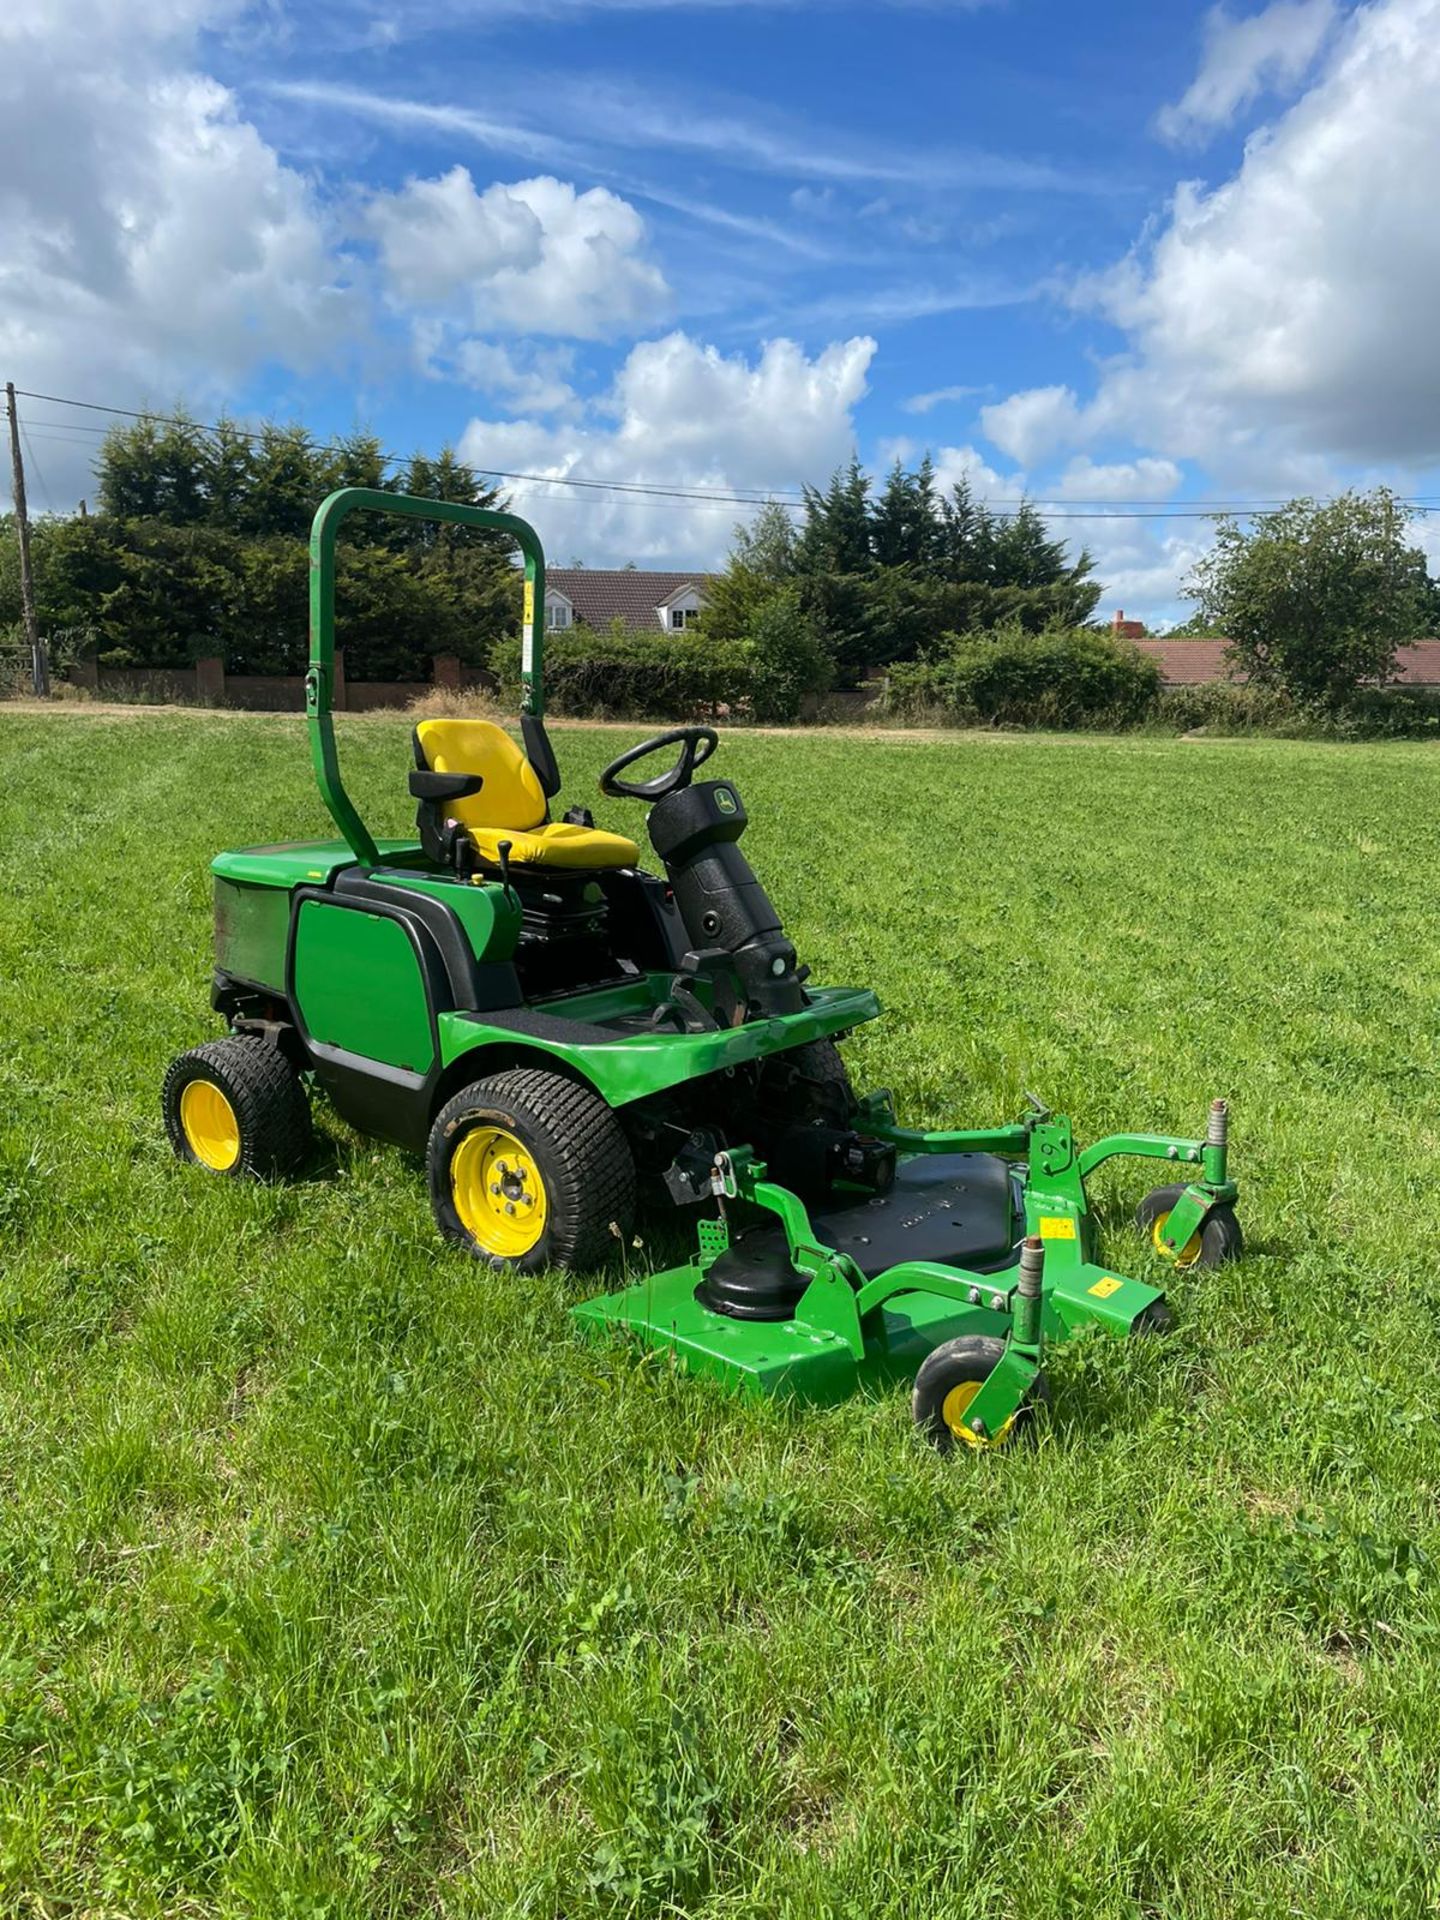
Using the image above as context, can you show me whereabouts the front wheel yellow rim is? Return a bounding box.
[1151,1209,1201,1268]
[451,1124,548,1258]
[939,1376,1019,1450]
[941,1379,982,1437]
[180,1078,241,1172]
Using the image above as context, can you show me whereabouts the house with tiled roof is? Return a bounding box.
[1134,638,1440,686]
[545,569,715,636]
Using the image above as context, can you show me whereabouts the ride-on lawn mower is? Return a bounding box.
[165,488,1243,1451]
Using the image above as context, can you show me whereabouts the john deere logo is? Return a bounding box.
[715,787,737,814]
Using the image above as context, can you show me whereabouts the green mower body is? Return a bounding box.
[168,487,1244,1452]
[209,834,878,1151]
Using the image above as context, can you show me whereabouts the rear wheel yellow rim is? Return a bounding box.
[451,1124,548,1258]
[941,1379,982,1437]
[1151,1209,1202,1268]
[180,1079,241,1172]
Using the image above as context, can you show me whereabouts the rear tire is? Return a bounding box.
[428,1068,636,1272]
[163,1036,311,1178]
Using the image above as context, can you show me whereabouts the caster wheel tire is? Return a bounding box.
[911,1334,1049,1455]
[163,1036,311,1178]
[1131,1298,1176,1336]
[428,1067,636,1273]
[1136,1184,1243,1270]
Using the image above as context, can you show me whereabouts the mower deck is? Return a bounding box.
[573,1147,1170,1408]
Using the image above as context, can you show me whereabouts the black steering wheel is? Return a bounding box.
[599,726,719,801]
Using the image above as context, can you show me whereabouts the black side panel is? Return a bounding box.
[450,1007,629,1047]
[307,1043,433,1154]
[597,868,689,972]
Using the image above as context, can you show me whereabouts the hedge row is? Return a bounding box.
[493,627,752,719]
[884,627,1161,728]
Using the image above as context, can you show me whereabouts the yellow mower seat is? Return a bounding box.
[414,718,640,870]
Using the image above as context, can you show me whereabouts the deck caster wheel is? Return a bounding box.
[429,1067,636,1273]
[1136,1185,1243,1270]
[162,1036,311,1178]
[911,1335,1049,1455]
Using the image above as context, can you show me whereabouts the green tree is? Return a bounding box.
[938,477,990,581]
[202,420,258,528]
[98,414,209,523]
[869,456,942,573]
[728,500,798,581]
[703,502,800,648]
[990,500,1079,588]
[1185,489,1433,704]
[796,459,872,575]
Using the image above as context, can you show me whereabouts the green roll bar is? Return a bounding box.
[306,486,548,867]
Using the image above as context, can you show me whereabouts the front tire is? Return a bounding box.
[1136,1184,1243,1270]
[163,1036,311,1178]
[761,1038,857,1126]
[428,1068,636,1272]
[911,1334,1049,1455]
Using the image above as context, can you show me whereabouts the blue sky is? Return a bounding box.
[6,0,1440,619]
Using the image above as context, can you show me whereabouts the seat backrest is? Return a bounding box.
[414,719,547,833]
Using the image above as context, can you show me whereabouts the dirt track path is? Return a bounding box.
[0,698,1178,750]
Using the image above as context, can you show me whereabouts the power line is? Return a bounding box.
[12,383,1440,523]
[17,420,53,515]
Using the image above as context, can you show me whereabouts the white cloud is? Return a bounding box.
[1156,0,1338,144]
[366,168,670,341]
[268,81,836,262]
[1095,0,1440,470]
[979,385,1086,466]
[928,443,1027,504]
[447,341,579,415]
[979,0,1440,511]
[1053,456,1183,500]
[1083,525,1214,623]
[351,0,1001,27]
[545,76,1095,193]
[458,331,875,564]
[1,0,353,506]
[901,383,985,415]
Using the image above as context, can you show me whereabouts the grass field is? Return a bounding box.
[4,707,1440,1918]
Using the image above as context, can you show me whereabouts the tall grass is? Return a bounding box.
[3,710,1440,1915]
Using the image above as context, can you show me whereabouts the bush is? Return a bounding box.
[493,619,753,719]
[1151,681,1440,738]
[1150,683,1298,734]
[743,588,832,723]
[885,624,1161,729]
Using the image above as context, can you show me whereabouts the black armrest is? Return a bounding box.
[409,770,484,803]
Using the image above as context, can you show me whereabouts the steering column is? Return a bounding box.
[598,729,805,1022]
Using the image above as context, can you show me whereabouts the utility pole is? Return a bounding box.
[5,381,49,697]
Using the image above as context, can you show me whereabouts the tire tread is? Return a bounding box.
[162,1035,311,1177]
